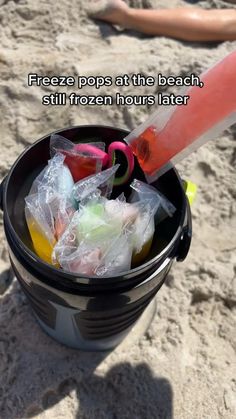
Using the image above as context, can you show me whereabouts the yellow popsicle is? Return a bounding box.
[27,218,56,265]
[132,235,154,267]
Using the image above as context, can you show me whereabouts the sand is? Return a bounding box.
[0,0,236,418]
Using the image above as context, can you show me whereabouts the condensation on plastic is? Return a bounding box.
[125,50,236,181]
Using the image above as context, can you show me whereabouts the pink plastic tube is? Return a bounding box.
[125,49,236,178]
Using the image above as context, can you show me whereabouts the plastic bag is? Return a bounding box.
[130,179,176,223]
[54,234,133,277]
[95,232,133,276]
[29,154,75,204]
[131,211,155,266]
[125,50,236,180]
[25,190,74,265]
[104,199,140,227]
[25,154,76,264]
[129,179,176,265]
[53,198,134,276]
[76,201,123,243]
[53,177,177,273]
[52,211,96,274]
[55,240,103,276]
[29,153,76,235]
[50,134,107,182]
[72,164,120,204]
[25,193,55,264]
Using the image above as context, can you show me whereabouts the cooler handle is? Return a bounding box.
[176,197,192,262]
[0,176,7,212]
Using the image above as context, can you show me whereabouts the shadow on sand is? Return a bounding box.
[0,279,173,419]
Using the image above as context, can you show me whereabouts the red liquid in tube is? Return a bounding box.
[129,50,236,176]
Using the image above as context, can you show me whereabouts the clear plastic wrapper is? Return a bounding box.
[50,134,107,182]
[53,177,177,273]
[129,179,176,265]
[30,153,76,234]
[52,211,95,274]
[56,242,103,276]
[130,179,176,223]
[125,50,236,180]
[25,209,55,265]
[25,192,56,255]
[72,164,120,203]
[25,154,76,264]
[25,190,74,265]
[25,188,75,253]
[53,198,134,276]
[104,199,139,227]
[76,201,123,243]
[54,234,133,277]
[29,154,75,204]
[95,232,133,277]
[131,211,155,266]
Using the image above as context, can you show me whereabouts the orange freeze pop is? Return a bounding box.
[127,50,236,176]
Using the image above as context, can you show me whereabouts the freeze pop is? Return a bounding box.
[125,50,236,178]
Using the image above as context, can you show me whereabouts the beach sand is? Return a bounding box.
[0,0,236,418]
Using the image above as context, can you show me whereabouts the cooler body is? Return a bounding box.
[0,125,192,350]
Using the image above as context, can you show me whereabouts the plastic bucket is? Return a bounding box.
[0,125,192,351]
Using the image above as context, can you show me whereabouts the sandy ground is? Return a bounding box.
[0,0,236,418]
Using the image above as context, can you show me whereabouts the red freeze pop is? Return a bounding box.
[128,50,236,176]
[61,144,108,182]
